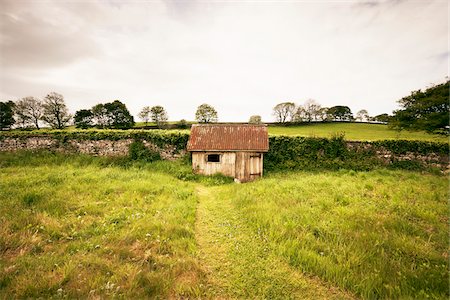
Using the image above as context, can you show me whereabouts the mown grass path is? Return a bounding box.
[194,185,355,299]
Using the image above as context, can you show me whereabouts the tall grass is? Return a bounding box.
[1,151,448,298]
[215,170,449,299]
[0,151,207,298]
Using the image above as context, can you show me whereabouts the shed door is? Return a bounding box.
[249,153,262,181]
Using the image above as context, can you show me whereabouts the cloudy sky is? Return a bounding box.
[0,0,448,122]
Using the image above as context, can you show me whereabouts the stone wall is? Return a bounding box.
[0,137,186,160]
[347,142,448,170]
[0,136,447,169]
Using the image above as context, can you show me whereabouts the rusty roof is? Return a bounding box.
[187,124,269,152]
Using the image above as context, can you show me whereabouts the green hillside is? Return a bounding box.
[268,122,448,142]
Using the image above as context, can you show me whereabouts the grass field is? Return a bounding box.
[17,122,447,143]
[0,152,448,298]
[268,123,448,142]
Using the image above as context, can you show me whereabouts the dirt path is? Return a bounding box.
[194,185,355,299]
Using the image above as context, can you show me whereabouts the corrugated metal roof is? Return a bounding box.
[187,124,269,152]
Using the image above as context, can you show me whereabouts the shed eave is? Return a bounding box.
[188,149,268,152]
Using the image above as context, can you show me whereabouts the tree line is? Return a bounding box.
[0,94,220,130]
[271,100,389,124]
[1,80,448,134]
[0,93,71,130]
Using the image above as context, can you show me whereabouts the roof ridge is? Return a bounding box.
[192,123,267,127]
[187,124,269,152]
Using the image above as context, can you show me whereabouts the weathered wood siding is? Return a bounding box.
[192,151,263,182]
[235,152,263,182]
[192,152,236,177]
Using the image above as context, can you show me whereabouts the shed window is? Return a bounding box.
[207,154,221,162]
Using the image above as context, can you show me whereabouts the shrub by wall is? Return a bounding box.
[0,130,189,160]
[0,129,189,151]
[264,135,448,172]
[0,130,447,171]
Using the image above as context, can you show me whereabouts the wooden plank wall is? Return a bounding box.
[192,151,264,182]
[235,152,263,182]
[192,152,236,177]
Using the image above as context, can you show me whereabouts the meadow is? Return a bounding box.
[19,122,448,143]
[0,151,448,299]
[267,122,448,142]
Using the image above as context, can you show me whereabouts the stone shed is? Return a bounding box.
[187,124,269,182]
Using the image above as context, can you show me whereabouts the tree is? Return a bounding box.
[91,101,134,129]
[104,100,134,129]
[319,107,330,121]
[91,104,109,128]
[177,119,188,129]
[74,109,94,129]
[138,106,151,125]
[14,97,43,129]
[303,99,322,122]
[150,105,168,128]
[372,113,391,123]
[41,92,71,129]
[272,102,296,123]
[327,106,353,121]
[13,102,31,128]
[390,80,449,134]
[356,109,369,122]
[195,104,218,123]
[249,115,262,124]
[292,106,306,122]
[0,101,15,130]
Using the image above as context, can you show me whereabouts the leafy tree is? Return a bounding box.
[327,106,353,121]
[273,102,296,123]
[319,107,330,121]
[177,119,188,129]
[372,113,391,123]
[13,102,31,128]
[74,109,94,129]
[293,106,306,122]
[41,92,71,129]
[0,101,15,130]
[14,97,43,129]
[104,100,134,129]
[138,106,151,125]
[390,80,449,134]
[150,105,168,128]
[303,99,322,122]
[91,101,134,129]
[356,109,369,122]
[195,103,218,123]
[91,104,109,128]
[249,115,262,124]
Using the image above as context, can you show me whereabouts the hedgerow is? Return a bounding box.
[264,135,381,171]
[0,130,447,171]
[0,129,189,150]
[369,139,448,155]
[264,135,448,171]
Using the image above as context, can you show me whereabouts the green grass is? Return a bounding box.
[0,152,207,298]
[195,186,353,299]
[0,151,448,299]
[11,122,448,143]
[268,123,448,142]
[215,170,449,299]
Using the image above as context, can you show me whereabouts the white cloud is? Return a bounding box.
[0,0,448,121]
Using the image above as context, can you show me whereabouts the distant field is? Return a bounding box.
[268,122,448,142]
[24,122,447,143]
[0,152,448,298]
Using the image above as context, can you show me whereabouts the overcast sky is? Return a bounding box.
[0,0,448,122]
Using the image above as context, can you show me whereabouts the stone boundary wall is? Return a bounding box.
[0,136,447,169]
[0,137,186,160]
[346,142,448,170]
